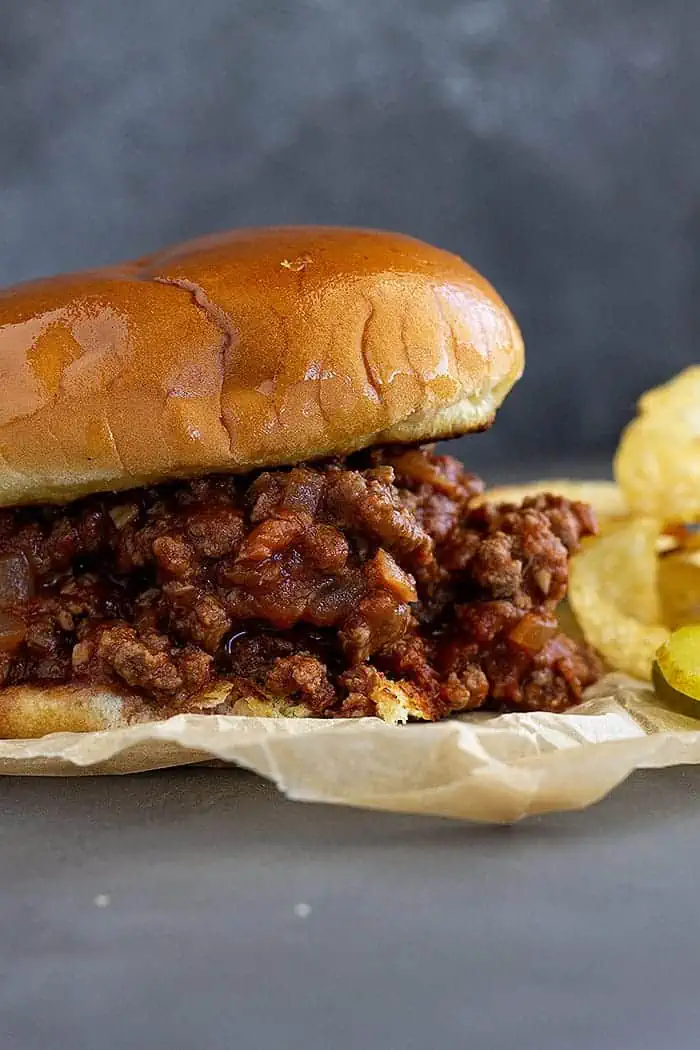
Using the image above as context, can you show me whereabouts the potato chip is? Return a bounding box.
[614,367,700,521]
[637,365,700,415]
[479,479,628,523]
[658,550,700,629]
[568,518,669,680]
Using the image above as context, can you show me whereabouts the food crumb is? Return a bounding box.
[93,893,111,908]
[293,902,311,918]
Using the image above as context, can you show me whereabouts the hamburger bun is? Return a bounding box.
[0,672,427,738]
[0,226,523,508]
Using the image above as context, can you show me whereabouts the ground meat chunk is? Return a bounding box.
[468,533,526,600]
[337,665,382,718]
[480,634,603,713]
[520,494,597,554]
[185,506,246,559]
[0,446,601,717]
[339,591,412,664]
[249,467,326,523]
[20,606,72,682]
[221,630,297,680]
[152,535,198,580]
[77,624,213,699]
[264,653,336,714]
[162,585,232,653]
[324,467,435,574]
[440,665,490,713]
[375,447,483,543]
[440,502,573,609]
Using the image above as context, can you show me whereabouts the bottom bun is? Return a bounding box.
[0,672,430,738]
[0,685,155,738]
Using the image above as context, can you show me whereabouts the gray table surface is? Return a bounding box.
[3,765,700,1050]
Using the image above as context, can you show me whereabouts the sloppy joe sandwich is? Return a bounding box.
[0,226,601,737]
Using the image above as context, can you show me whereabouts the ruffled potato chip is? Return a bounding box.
[614,367,700,521]
[568,518,669,680]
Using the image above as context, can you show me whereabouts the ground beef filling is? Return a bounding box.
[0,447,603,719]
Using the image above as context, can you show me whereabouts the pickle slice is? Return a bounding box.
[654,625,700,718]
[652,664,700,721]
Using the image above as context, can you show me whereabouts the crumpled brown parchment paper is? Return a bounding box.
[2,673,700,821]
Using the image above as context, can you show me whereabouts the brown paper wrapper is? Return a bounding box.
[2,673,700,821]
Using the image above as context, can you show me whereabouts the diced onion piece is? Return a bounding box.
[389,449,468,498]
[370,549,417,603]
[108,504,140,530]
[508,612,557,652]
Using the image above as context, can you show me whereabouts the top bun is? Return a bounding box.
[0,226,523,507]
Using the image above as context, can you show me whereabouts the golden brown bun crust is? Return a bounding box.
[0,226,524,507]
[0,672,426,737]
[0,684,149,738]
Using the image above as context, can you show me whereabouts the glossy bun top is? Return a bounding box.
[0,226,524,505]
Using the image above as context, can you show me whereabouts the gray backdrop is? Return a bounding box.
[2,0,698,469]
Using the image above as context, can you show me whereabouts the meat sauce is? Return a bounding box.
[0,447,602,719]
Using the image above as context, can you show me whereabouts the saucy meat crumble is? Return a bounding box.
[0,447,602,719]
